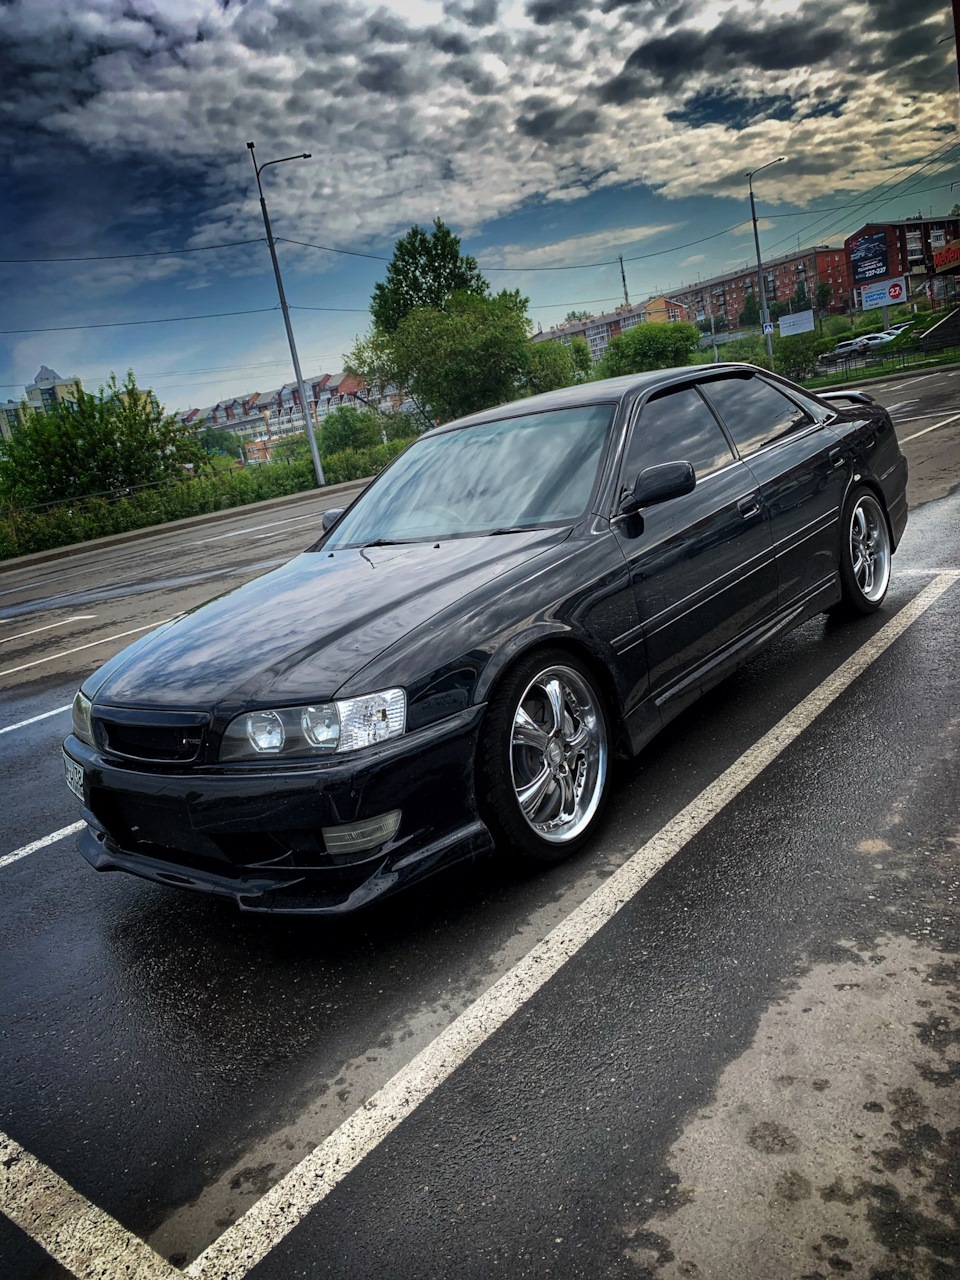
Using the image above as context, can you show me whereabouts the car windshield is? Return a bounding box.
[322,404,615,548]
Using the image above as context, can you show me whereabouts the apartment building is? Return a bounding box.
[845,216,960,307]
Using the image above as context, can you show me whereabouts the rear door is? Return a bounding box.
[612,384,777,706]
[699,374,847,612]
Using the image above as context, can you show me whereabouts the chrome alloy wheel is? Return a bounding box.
[849,493,891,603]
[509,664,607,844]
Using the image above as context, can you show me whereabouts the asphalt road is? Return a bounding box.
[1,369,959,1280]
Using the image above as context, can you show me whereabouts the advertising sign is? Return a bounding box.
[860,276,906,310]
[849,230,890,284]
[934,238,960,273]
[778,310,815,337]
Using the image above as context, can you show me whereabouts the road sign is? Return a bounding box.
[763,322,774,335]
[778,310,815,337]
[861,277,907,310]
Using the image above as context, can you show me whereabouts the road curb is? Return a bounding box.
[815,360,960,392]
[0,477,369,575]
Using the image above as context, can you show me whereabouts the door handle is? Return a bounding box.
[829,447,845,468]
[738,496,761,519]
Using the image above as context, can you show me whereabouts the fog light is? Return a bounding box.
[321,810,401,855]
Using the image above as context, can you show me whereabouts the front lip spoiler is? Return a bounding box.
[77,818,494,915]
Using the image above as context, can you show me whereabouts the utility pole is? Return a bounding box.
[618,254,630,307]
[746,157,785,369]
[247,142,325,487]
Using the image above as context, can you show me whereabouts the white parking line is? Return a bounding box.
[1,571,956,1280]
[0,821,84,870]
[0,705,72,735]
[0,615,95,644]
[900,411,960,444]
[0,618,175,678]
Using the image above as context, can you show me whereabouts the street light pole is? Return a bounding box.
[247,142,325,487]
[746,157,785,369]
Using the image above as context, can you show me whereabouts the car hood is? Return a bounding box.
[90,529,570,710]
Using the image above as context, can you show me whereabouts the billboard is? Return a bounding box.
[934,238,960,273]
[861,277,906,310]
[849,230,890,284]
[778,310,815,336]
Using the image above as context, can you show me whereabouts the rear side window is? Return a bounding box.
[700,375,812,457]
[623,386,735,484]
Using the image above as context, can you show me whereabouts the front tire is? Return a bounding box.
[833,486,891,618]
[477,649,610,864]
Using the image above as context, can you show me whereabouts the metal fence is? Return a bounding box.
[804,340,960,388]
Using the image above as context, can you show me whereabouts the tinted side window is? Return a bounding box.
[624,387,735,484]
[700,375,812,457]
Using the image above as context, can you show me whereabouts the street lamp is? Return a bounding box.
[247,141,325,487]
[746,156,785,368]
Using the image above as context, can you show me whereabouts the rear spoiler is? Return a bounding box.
[818,390,876,406]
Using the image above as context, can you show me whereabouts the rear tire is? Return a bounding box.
[831,486,891,618]
[477,649,610,864]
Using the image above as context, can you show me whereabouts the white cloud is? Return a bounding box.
[481,222,678,268]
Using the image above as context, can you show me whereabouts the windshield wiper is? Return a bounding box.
[485,526,535,536]
[360,538,407,548]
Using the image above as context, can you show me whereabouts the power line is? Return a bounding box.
[276,237,390,262]
[0,238,266,264]
[1,305,365,334]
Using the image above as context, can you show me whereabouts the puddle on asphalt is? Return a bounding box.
[622,931,960,1279]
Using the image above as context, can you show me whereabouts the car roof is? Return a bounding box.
[422,363,764,438]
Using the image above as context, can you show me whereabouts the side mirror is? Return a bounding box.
[321,507,344,532]
[620,461,696,515]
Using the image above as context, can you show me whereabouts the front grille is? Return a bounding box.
[93,707,209,762]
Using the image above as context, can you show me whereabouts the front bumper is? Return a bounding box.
[66,706,494,913]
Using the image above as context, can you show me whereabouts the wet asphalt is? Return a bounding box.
[1,369,959,1280]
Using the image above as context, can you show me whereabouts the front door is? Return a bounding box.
[613,384,778,707]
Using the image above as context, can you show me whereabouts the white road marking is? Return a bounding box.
[186,510,329,545]
[0,618,175,678]
[0,1131,179,1279]
[0,704,72,735]
[0,821,84,870]
[1,572,956,1280]
[0,615,95,644]
[884,399,918,412]
[900,568,960,576]
[900,411,960,444]
[185,571,959,1280]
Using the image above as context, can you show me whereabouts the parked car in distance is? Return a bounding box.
[63,365,908,916]
[859,332,896,348]
[823,338,867,362]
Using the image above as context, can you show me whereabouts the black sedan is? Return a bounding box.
[63,364,908,913]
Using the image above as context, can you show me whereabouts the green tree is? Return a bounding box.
[739,292,761,327]
[200,425,243,459]
[568,337,593,382]
[594,322,701,379]
[524,340,574,396]
[951,202,960,216]
[371,218,488,334]
[815,281,833,333]
[270,433,311,463]
[360,290,529,424]
[772,333,832,381]
[793,281,809,310]
[0,372,205,507]
[564,309,591,322]
[320,405,383,457]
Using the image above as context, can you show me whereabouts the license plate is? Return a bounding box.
[63,751,84,801]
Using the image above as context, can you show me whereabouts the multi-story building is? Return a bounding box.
[844,216,960,308]
[536,300,657,363]
[24,366,80,416]
[670,246,830,329]
[0,401,20,440]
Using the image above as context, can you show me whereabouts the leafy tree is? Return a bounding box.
[951,202,960,216]
[351,290,531,424]
[568,337,593,382]
[793,281,809,310]
[0,371,205,507]
[371,219,488,334]
[525,341,574,396]
[270,433,311,463]
[769,299,791,321]
[738,292,761,327]
[320,405,383,457]
[815,281,833,333]
[772,333,832,381]
[564,309,591,322]
[594,321,701,379]
[200,425,243,458]
[713,334,771,368]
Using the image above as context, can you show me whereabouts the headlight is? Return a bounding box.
[72,690,94,745]
[219,688,406,761]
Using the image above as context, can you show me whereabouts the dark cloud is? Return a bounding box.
[600,14,849,103]
[428,27,473,55]
[526,0,588,26]
[443,0,500,27]
[516,100,602,144]
[356,53,424,97]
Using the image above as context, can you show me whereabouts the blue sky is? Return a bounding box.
[2,0,957,413]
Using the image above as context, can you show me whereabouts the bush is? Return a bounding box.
[0,438,416,561]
